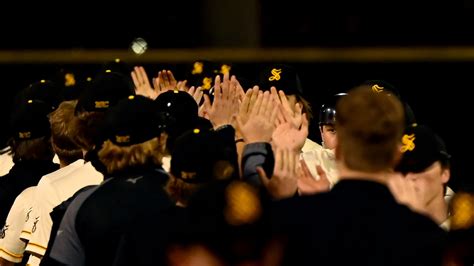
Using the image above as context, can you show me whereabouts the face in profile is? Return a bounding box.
[320,124,337,150]
[403,161,450,206]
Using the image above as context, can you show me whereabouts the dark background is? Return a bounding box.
[0,1,472,191]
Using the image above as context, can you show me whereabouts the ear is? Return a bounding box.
[441,167,450,184]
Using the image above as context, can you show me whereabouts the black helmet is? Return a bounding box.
[318,93,347,126]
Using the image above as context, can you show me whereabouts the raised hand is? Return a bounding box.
[206,73,240,129]
[188,86,204,105]
[131,66,158,100]
[152,70,178,95]
[257,148,299,199]
[387,174,425,214]
[272,111,309,152]
[297,160,330,196]
[236,91,279,144]
[271,87,303,129]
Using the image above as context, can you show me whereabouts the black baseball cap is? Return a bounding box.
[396,124,451,174]
[14,80,62,112]
[10,100,51,141]
[259,64,303,95]
[319,93,347,125]
[361,80,401,99]
[100,95,170,146]
[76,71,135,113]
[171,129,235,184]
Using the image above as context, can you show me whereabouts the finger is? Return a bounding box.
[214,75,222,99]
[131,70,139,88]
[256,166,270,188]
[240,89,252,114]
[278,90,291,111]
[188,86,196,95]
[315,165,328,182]
[300,160,313,179]
[162,69,170,87]
[157,71,164,90]
[195,87,203,103]
[179,80,188,91]
[251,91,264,117]
[248,86,259,111]
[203,94,212,110]
[270,86,280,103]
[269,103,280,126]
[288,150,296,176]
[168,70,177,88]
[259,91,271,116]
[275,148,283,174]
[140,66,150,86]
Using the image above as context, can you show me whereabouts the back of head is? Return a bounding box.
[336,85,404,172]
[74,71,135,150]
[14,80,62,112]
[9,100,54,163]
[167,129,237,204]
[154,90,202,151]
[98,95,170,174]
[49,100,83,165]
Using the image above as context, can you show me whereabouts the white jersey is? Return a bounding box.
[300,141,339,187]
[301,138,320,154]
[0,187,35,263]
[24,162,103,265]
[21,159,86,242]
[0,151,14,177]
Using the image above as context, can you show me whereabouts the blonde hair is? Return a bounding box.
[49,100,83,164]
[98,138,165,174]
[336,86,404,172]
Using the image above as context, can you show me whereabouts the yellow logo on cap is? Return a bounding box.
[220,64,231,75]
[193,128,200,134]
[202,77,212,90]
[115,135,130,144]
[268,68,282,81]
[128,95,135,100]
[65,73,76,87]
[401,134,416,153]
[224,181,262,226]
[192,62,203,75]
[95,101,110,109]
[372,84,384,93]
[181,171,197,180]
[19,132,31,139]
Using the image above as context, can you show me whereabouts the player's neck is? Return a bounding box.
[425,193,448,225]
